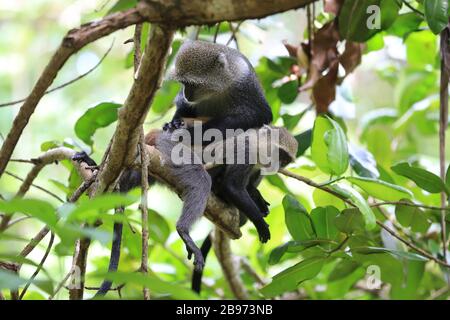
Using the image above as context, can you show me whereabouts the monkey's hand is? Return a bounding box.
[163,118,185,132]
[72,151,98,169]
[255,221,271,243]
[177,227,205,272]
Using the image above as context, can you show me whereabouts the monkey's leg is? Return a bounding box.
[171,163,212,272]
[221,165,270,243]
[247,170,270,217]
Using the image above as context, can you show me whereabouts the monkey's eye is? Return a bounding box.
[184,83,198,101]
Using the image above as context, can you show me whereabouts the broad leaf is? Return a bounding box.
[74,102,121,146]
[295,129,312,157]
[260,256,326,297]
[424,0,449,34]
[282,195,316,241]
[347,176,412,201]
[339,0,400,42]
[310,206,340,244]
[312,116,349,176]
[332,184,376,230]
[278,80,299,104]
[328,259,361,282]
[395,200,431,233]
[0,198,57,228]
[348,143,379,178]
[391,162,448,194]
[335,208,366,234]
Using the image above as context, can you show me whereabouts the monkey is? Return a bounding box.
[190,125,298,294]
[165,40,274,243]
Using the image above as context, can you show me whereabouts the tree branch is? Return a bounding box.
[137,0,316,26]
[213,228,248,299]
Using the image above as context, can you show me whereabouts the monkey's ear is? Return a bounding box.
[217,53,227,68]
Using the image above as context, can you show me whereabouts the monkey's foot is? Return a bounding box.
[177,227,205,272]
[256,221,271,243]
[259,200,271,217]
[163,118,185,132]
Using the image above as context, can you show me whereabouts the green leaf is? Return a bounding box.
[339,0,400,42]
[310,206,340,243]
[151,81,181,114]
[107,0,137,14]
[0,198,57,228]
[294,129,312,157]
[391,260,425,299]
[269,240,331,265]
[332,184,376,230]
[328,259,361,282]
[335,208,366,234]
[324,117,349,176]
[0,270,27,290]
[395,200,431,233]
[406,31,438,68]
[424,0,449,34]
[278,80,299,104]
[313,188,346,211]
[260,256,326,297]
[148,209,171,244]
[353,246,428,262]
[391,162,448,194]
[347,176,412,201]
[104,272,199,299]
[282,195,316,241]
[74,102,121,146]
[387,13,423,38]
[66,193,138,222]
[312,116,349,176]
[348,144,380,179]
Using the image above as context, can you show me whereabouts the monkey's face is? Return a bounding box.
[169,40,243,101]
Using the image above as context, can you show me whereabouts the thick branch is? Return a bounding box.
[91,25,175,195]
[138,0,316,26]
[213,228,248,299]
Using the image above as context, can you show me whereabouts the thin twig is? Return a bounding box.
[139,133,150,300]
[377,221,450,268]
[213,23,221,43]
[370,201,450,212]
[4,170,64,203]
[0,40,114,108]
[439,24,450,283]
[226,21,243,48]
[402,0,424,17]
[19,232,55,299]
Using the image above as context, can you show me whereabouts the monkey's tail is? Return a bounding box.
[191,233,212,294]
[95,208,124,297]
